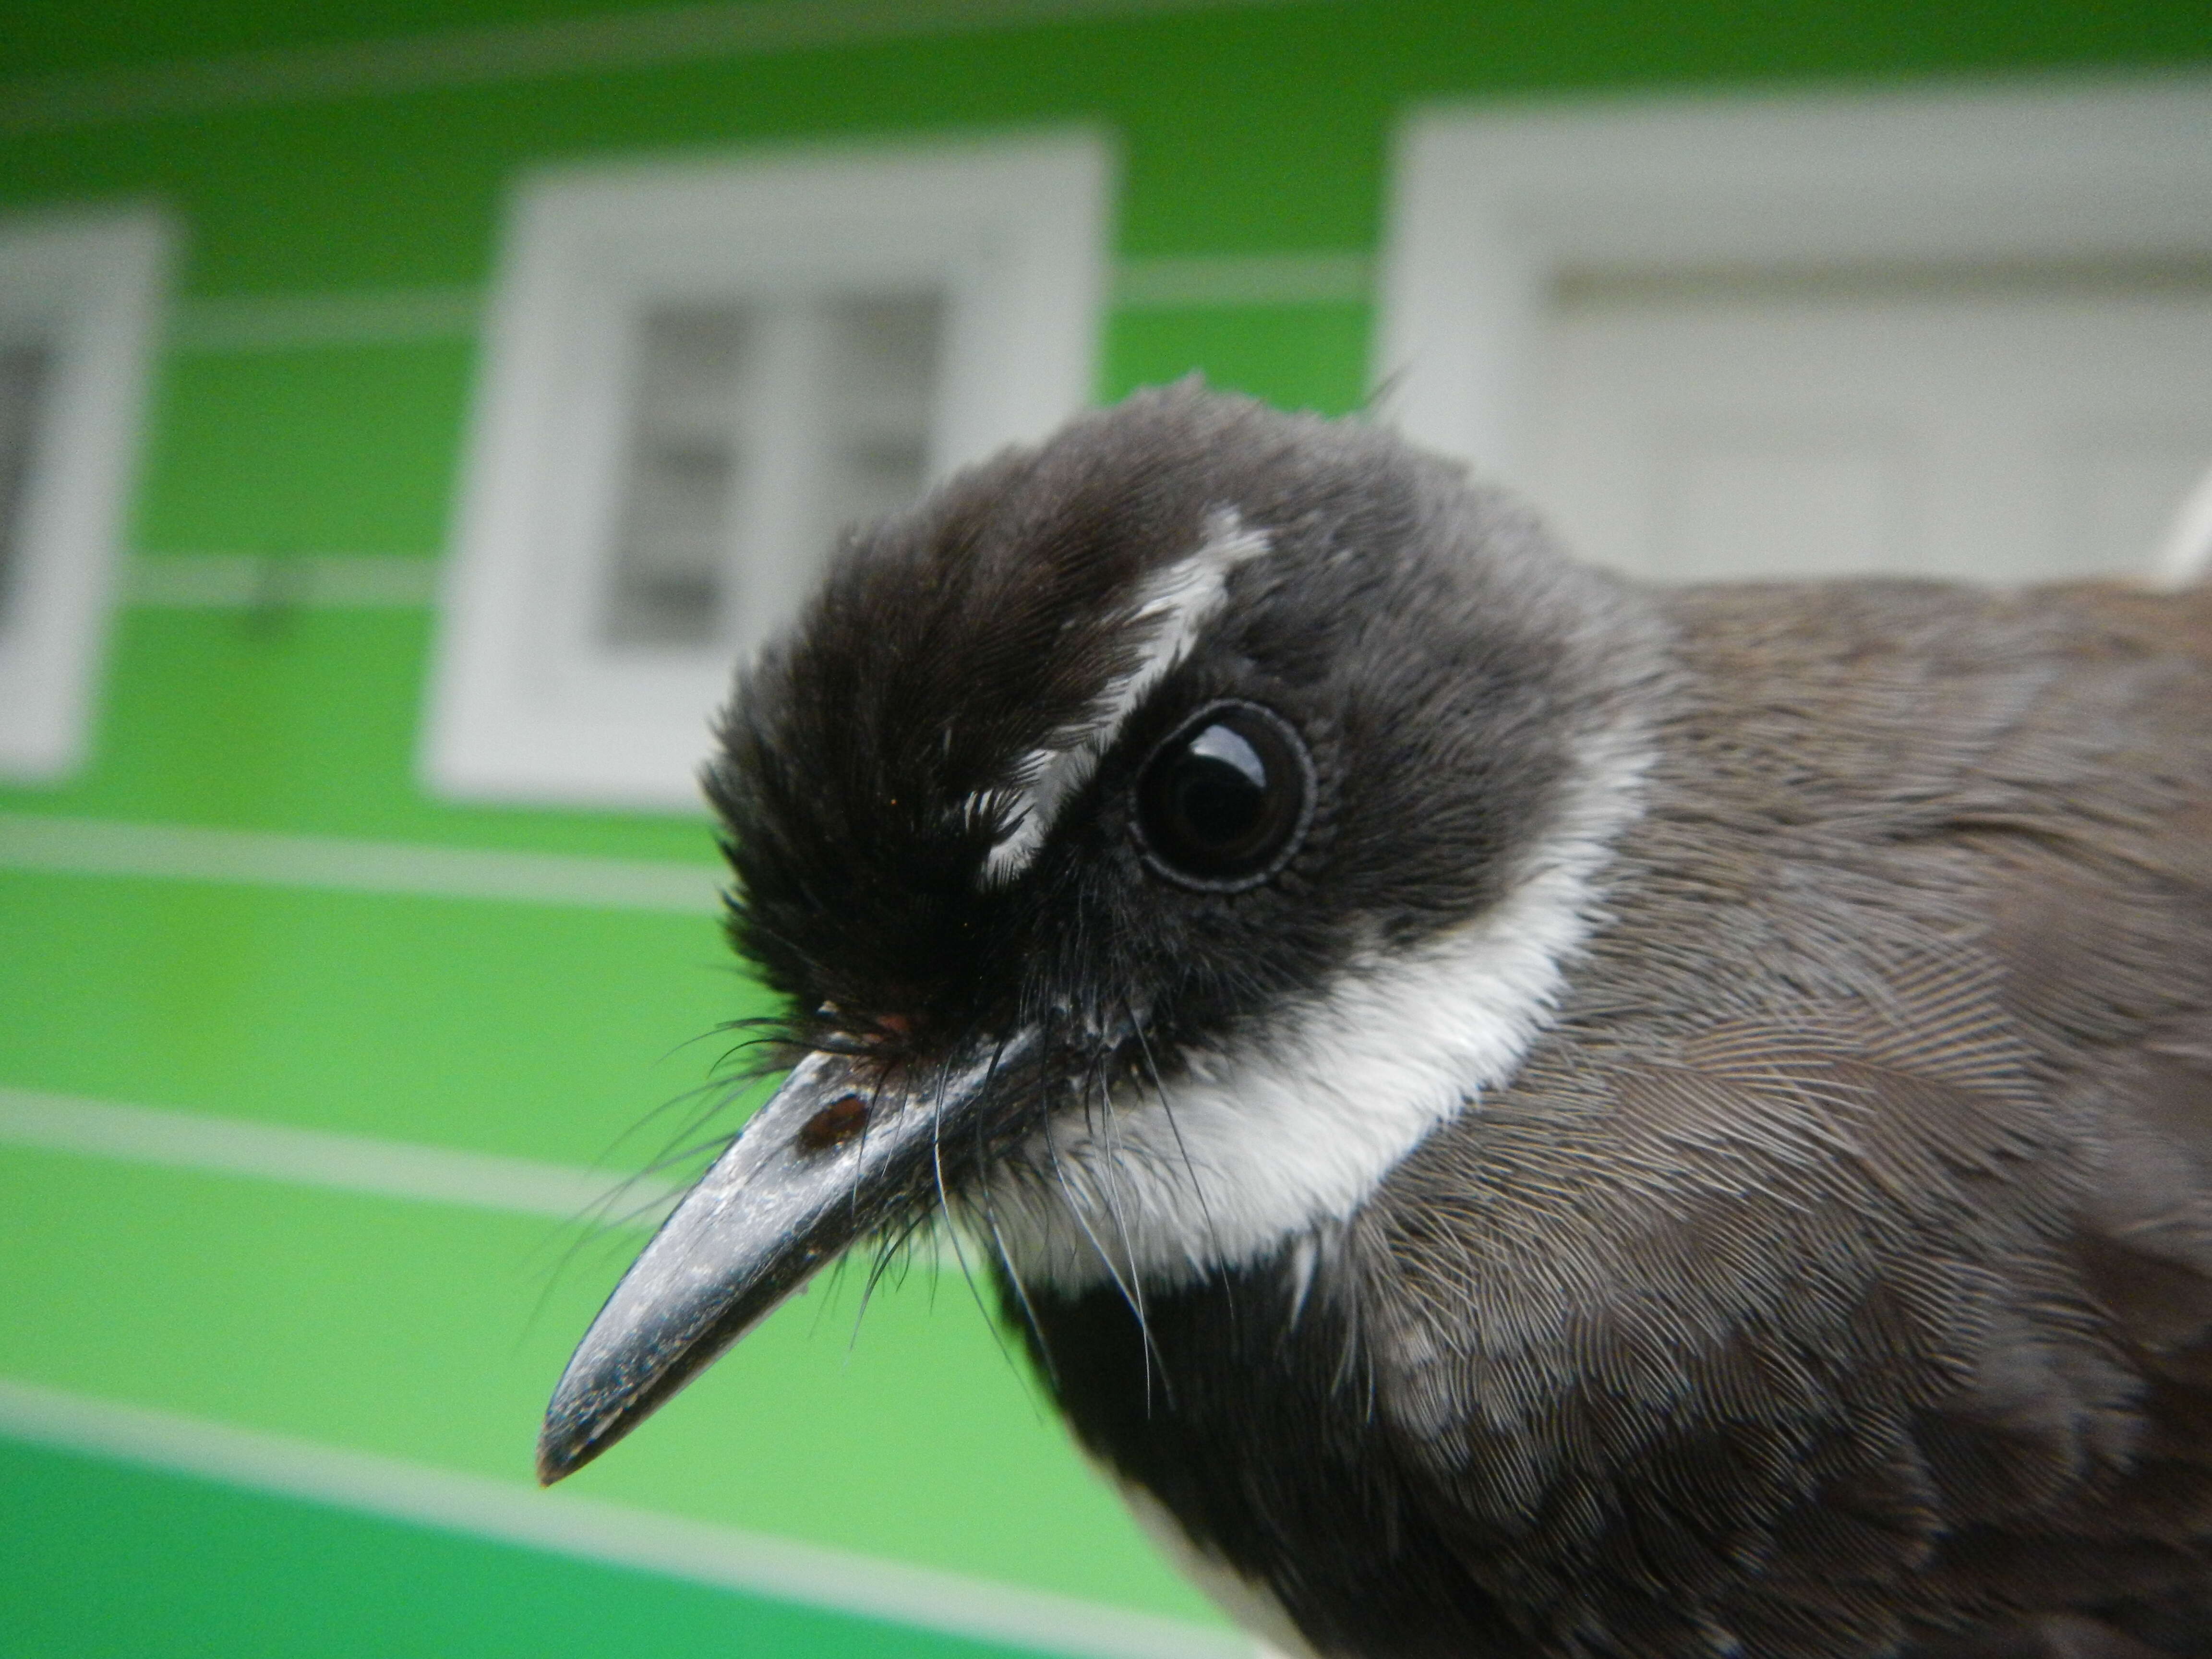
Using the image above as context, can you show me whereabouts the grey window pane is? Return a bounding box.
[817,293,941,549]
[0,343,52,628]
[602,305,750,648]
[599,291,945,656]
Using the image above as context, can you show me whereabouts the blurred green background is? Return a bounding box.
[1,2,2208,1654]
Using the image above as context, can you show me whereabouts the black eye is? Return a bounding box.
[1133,701,1314,890]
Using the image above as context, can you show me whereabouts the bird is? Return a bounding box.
[539,383,2212,1659]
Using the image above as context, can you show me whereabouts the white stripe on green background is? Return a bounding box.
[1111,252,1371,308]
[127,552,441,608]
[159,254,1370,360]
[0,1379,1253,1659]
[0,0,1351,134]
[168,286,483,352]
[0,1087,1003,1267]
[0,812,723,911]
[0,1085,682,1225]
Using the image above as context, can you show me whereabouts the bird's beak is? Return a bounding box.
[537,1030,1035,1484]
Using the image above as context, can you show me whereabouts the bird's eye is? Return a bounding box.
[1133,701,1314,890]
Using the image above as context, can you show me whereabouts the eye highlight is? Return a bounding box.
[1133,700,1315,890]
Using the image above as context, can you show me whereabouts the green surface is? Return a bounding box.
[0,1436,1051,1659]
[5,3,2208,294]
[2,2,2209,1655]
[2,869,745,1164]
[0,1144,1210,1620]
[0,609,721,856]
[1103,304,1372,416]
[0,0,716,82]
[136,343,475,555]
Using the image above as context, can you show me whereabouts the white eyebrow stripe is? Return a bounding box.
[980,511,1273,885]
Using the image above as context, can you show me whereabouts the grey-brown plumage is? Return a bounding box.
[1342,578,2212,1656]
[540,385,2212,1659]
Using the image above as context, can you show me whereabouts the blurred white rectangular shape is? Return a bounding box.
[0,208,172,780]
[427,132,1113,811]
[1377,81,2212,587]
[1530,282,2212,584]
[1657,429,1908,584]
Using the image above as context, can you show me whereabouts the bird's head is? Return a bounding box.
[538,384,1662,1482]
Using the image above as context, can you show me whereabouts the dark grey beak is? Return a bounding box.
[538,1031,1034,1484]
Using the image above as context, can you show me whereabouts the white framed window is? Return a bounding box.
[1376,81,2212,587]
[0,208,172,781]
[427,132,1113,811]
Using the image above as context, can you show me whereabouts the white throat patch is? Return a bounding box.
[980,512,1272,885]
[971,722,1653,1295]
